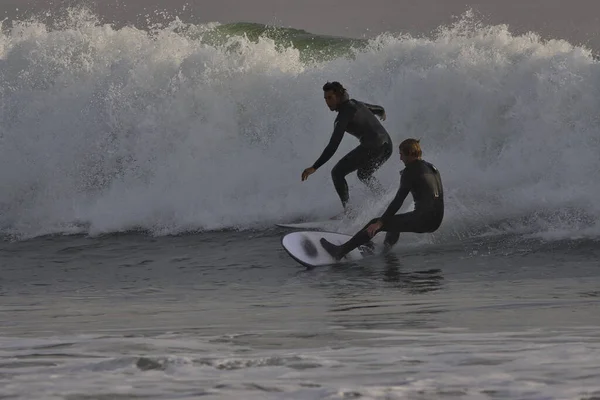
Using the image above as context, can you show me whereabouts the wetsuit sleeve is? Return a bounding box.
[362,102,385,118]
[379,170,412,223]
[311,107,354,170]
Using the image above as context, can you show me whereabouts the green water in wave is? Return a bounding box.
[199,22,370,62]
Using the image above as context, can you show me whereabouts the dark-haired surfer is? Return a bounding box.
[301,81,393,216]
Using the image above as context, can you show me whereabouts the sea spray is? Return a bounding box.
[1,9,599,240]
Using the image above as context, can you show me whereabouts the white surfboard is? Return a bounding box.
[281,231,375,268]
[275,219,337,229]
[275,212,347,229]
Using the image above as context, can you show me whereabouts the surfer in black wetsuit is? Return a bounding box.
[301,81,393,214]
[320,138,444,259]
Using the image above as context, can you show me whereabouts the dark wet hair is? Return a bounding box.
[323,81,349,102]
[323,81,347,96]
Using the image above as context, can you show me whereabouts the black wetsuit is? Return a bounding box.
[312,99,393,207]
[321,159,444,259]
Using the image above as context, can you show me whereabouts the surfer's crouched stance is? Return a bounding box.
[301,81,393,214]
[321,139,444,259]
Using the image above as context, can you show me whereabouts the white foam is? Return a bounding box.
[1,328,599,399]
[1,10,599,239]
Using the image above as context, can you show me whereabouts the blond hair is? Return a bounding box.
[399,138,422,158]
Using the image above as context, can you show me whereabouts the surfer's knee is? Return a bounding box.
[331,163,344,180]
[332,158,355,180]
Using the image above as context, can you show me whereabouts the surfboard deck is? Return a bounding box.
[275,212,348,229]
[275,219,337,229]
[281,231,375,268]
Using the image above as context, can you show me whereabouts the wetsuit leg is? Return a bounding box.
[321,212,442,260]
[331,142,392,207]
[321,217,379,260]
[331,146,372,207]
[381,211,444,250]
[382,212,432,233]
[380,212,426,251]
[387,210,443,233]
[383,231,400,250]
[356,141,393,196]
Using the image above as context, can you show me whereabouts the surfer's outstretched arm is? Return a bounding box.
[379,172,412,224]
[311,108,353,170]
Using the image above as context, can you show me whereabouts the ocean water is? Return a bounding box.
[2,6,600,399]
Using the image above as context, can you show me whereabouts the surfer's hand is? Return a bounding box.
[302,167,316,181]
[366,220,383,237]
[379,112,386,121]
